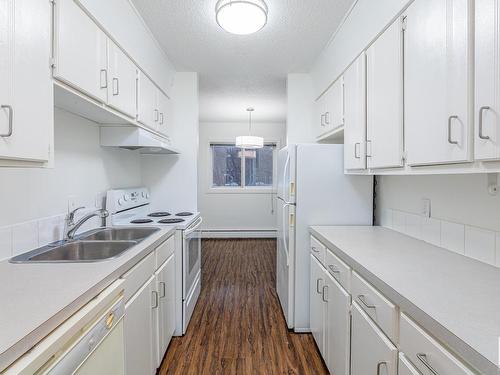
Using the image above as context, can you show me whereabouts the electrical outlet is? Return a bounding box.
[422,198,431,218]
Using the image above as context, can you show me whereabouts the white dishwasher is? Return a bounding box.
[4,280,126,375]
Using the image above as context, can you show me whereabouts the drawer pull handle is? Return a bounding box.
[316,278,323,294]
[152,290,159,309]
[159,281,166,298]
[417,353,439,375]
[357,294,376,309]
[1,105,13,137]
[328,265,340,274]
[311,246,320,253]
[447,115,459,145]
[376,361,387,375]
[479,106,491,140]
[322,285,328,302]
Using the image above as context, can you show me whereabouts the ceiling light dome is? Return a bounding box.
[215,0,268,35]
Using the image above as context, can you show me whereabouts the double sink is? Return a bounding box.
[10,227,160,263]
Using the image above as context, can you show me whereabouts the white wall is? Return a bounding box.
[78,0,176,94]
[198,122,286,234]
[286,74,315,145]
[141,72,199,213]
[311,0,411,98]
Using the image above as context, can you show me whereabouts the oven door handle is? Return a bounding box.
[183,217,203,237]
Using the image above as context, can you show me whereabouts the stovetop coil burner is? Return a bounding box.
[158,218,185,224]
[148,212,171,217]
[130,219,154,224]
[176,212,193,217]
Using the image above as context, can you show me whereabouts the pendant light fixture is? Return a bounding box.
[236,108,264,149]
[215,0,268,35]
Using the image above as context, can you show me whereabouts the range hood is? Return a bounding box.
[100,126,180,155]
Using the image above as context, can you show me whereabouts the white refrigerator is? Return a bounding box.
[276,144,373,331]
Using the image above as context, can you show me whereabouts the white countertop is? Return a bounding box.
[310,225,500,375]
[0,226,176,372]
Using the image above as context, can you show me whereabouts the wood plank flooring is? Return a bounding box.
[159,239,328,375]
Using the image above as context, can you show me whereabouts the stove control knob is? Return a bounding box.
[146,193,150,199]
[123,194,130,202]
[141,191,146,198]
[118,198,125,206]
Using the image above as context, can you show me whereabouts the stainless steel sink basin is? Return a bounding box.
[10,241,138,263]
[78,227,160,242]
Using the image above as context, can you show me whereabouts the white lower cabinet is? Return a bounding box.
[309,254,325,356]
[124,276,156,375]
[155,254,176,366]
[351,302,398,375]
[324,272,350,375]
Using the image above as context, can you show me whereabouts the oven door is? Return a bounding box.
[183,217,203,299]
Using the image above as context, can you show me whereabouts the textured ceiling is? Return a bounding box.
[131,0,355,122]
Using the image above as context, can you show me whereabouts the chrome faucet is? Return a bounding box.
[64,207,109,240]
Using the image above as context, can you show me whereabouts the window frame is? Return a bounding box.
[208,141,279,194]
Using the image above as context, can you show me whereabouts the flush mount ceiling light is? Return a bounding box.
[215,0,268,35]
[236,108,264,149]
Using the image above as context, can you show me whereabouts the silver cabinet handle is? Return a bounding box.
[357,294,376,309]
[159,282,166,298]
[328,265,340,274]
[417,353,439,375]
[154,109,159,122]
[322,285,328,302]
[112,78,119,95]
[366,140,372,157]
[354,142,361,159]
[448,115,459,145]
[159,113,164,125]
[311,246,320,253]
[1,105,13,137]
[321,114,325,127]
[316,278,323,294]
[152,290,159,309]
[376,361,387,375]
[479,106,491,140]
[325,111,330,125]
[100,69,108,89]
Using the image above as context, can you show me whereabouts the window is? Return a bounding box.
[211,144,275,189]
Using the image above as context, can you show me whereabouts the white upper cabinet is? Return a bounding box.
[366,19,404,169]
[107,40,137,118]
[475,0,500,160]
[405,0,472,166]
[315,76,344,138]
[137,71,159,130]
[0,0,53,163]
[344,54,367,170]
[53,0,108,103]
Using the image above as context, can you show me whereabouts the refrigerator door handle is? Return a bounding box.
[282,202,293,266]
[282,153,290,200]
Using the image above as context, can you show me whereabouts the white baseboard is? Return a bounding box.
[202,230,277,239]
[293,327,312,333]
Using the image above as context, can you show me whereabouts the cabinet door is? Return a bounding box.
[124,276,156,375]
[344,54,367,170]
[157,91,171,137]
[324,273,350,375]
[137,71,158,130]
[155,254,175,366]
[351,302,397,375]
[53,0,107,103]
[405,0,471,166]
[475,0,500,160]
[107,40,137,118]
[315,93,327,137]
[0,0,52,162]
[309,255,325,355]
[366,18,404,169]
[326,77,344,131]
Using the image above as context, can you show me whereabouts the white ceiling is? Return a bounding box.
[131,0,355,122]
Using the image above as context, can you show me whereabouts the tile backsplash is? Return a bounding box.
[0,209,102,261]
[380,208,500,268]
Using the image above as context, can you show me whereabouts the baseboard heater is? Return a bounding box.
[201,230,277,239]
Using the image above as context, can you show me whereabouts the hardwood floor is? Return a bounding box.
[159,239,328,375]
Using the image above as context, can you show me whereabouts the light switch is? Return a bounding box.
[421,198,431,218]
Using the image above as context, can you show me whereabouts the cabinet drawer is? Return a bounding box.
[351,271,398,343]
[399,353,420,375]
[155,235,175,269]
[400,313,476,375]
[351,302,398,375]
[310,236,326,265]
[121,252,155,302]
[325,249,351,292]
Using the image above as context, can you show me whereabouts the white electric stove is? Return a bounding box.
[106,187,202,335]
